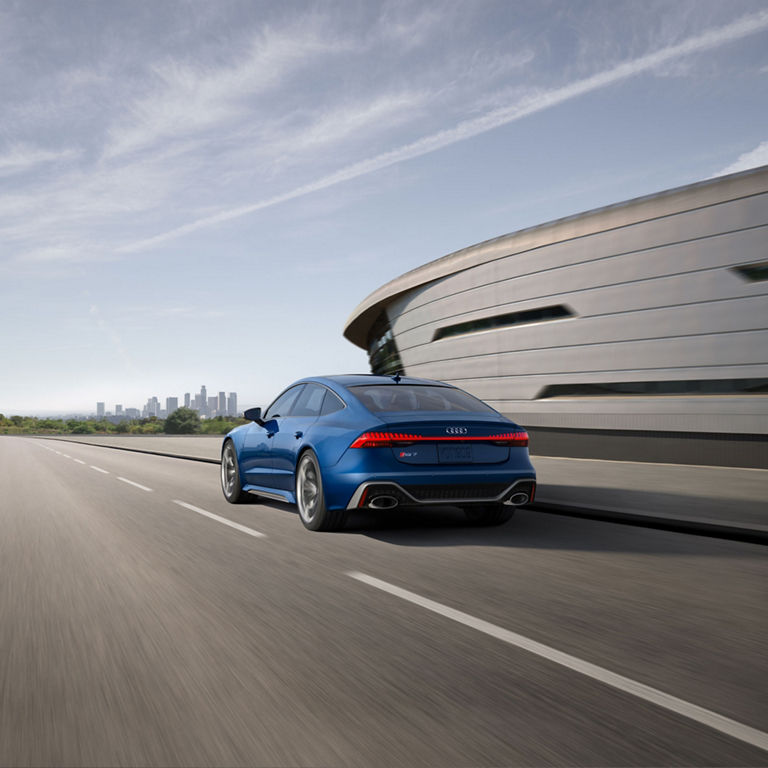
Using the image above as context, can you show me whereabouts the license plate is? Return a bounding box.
[438,444,473,463]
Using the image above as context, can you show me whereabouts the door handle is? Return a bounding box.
[294,431,303,440]
[267,432,275,438]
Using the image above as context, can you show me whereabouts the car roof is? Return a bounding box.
[301,374,455,389]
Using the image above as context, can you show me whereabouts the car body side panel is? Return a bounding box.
[240,422,276,486]
[270,414,319,490]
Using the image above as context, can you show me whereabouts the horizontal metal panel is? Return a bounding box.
[490,396,768,416]
[394,197,768,316]
[437,363,768,399]
[393,273,767,350]
[498,407,768,434]
[495,400,768,434]
[398,296,768,366]
[404,330,768,379]
[391,225,768,337]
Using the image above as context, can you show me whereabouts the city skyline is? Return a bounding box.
[92,386,239,421]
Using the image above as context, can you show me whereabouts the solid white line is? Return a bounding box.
[347,571,768,753]
[90,465,109,474]
[117,476,152,492]
[173,500,265,538]
[73,458,86,465]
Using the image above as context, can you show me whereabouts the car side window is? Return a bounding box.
[264,385,304,420]
[320,389,345,415]
[291,383,327,418]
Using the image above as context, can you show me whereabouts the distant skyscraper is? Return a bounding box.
[218,391,226,415]
[145,396,159,418]
[96,402,105,418]
[193,394,201,411]
[227,392,237,417]
[115,404,123,416]
[184,392,191,409]
[125,408,140,419]
[200,385,208,416]
[166,397,178,414]
[207,396,218,414]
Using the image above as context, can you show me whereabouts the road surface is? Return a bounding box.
[1,436,766,766]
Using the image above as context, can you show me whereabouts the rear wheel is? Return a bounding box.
[221,441,249,503]
[463,505,514,526]
[296,451,346,531]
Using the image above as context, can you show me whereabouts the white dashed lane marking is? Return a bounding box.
[347,572,768,753]
[173,500,265,539]
[117,477,153,492]
[90,466,109,474]
[73,458,86,465]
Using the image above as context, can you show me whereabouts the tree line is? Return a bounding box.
[0,407,247,435]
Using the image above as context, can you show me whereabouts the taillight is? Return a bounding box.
[349,432,418,448]
[491,432,529,447]
[350,431,528,448]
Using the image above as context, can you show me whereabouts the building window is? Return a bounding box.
[538,379,768,398]
[732,261,768,282]
[432,305,574,342]
[367,311,405,376]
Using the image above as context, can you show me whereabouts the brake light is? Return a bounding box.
[350,431,528,448]
[349,432,418,448]
[491,432,529,447]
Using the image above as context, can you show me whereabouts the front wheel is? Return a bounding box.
[221,441,249,503]
[296,451,346,531]
[463,505,514,526]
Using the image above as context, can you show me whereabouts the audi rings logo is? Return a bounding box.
[445,426,468,435]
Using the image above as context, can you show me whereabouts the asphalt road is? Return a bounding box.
[1,436,766,767]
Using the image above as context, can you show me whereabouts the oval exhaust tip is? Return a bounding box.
[369,495,399,509]
[506,492,529,506]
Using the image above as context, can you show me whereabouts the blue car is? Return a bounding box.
[221,374,536,531]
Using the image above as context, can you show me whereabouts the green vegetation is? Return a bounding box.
[164,407,201,434]
[0,412,247,436]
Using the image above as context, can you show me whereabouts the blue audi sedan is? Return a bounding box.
[221,374,536,531]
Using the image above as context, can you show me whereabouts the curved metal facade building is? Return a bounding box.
[344,166,768,466]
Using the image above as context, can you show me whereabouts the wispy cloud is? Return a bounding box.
[120,9,768,254]
[104,19,354,159]
[0,144,77,176]
[713,140,768,177]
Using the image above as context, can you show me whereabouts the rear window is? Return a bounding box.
[349,384,495,414]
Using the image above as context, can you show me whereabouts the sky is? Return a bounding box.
[1,0,767,415]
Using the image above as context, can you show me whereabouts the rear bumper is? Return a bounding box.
[321,444,536,511]
[346,477,536,509]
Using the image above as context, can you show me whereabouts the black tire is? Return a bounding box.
[463,504,514,526]
[296,450,346,531]
[221,440,249,503]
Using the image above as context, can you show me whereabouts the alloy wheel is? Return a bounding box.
[297,456,319,522]
[221,445,237,497]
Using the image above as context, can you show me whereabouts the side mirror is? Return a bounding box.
[244,407,264,425]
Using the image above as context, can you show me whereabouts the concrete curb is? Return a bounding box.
[528,502,768,545]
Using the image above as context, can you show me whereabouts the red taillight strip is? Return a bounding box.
[350,431,528,448]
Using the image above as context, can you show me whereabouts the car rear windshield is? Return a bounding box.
[349,384,495,414]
